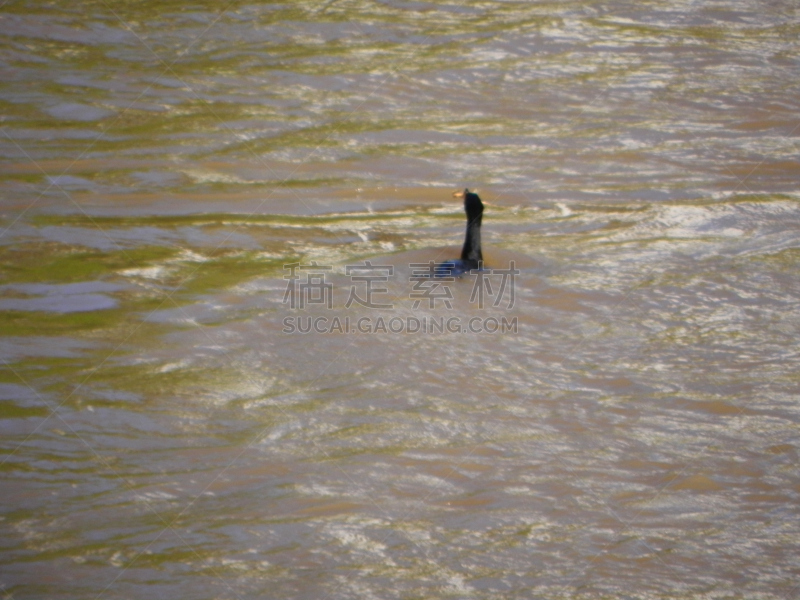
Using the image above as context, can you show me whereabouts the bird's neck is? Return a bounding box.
[461,214,483,263]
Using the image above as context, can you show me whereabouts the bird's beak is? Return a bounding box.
[452,189,467,198]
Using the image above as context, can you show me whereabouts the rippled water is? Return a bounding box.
[2,1,800,599]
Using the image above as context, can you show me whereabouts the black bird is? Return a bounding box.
[434,188,484,276]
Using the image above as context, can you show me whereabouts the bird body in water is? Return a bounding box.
[434,189,484,277]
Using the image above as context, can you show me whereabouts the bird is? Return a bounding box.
[433,188,484,277]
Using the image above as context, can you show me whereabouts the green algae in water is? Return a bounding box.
[0,401,50,419]
[0,309,134,337]
[0,244,178,285]
[178,252,283,295]
[30,211,411,228]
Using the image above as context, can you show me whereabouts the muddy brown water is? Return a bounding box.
[1,2,799,599]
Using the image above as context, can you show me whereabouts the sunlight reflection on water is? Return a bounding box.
[1,1,799,599]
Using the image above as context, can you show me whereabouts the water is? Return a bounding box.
[1,1,799,598]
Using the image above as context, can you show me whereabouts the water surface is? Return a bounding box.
[1,1,799,599]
